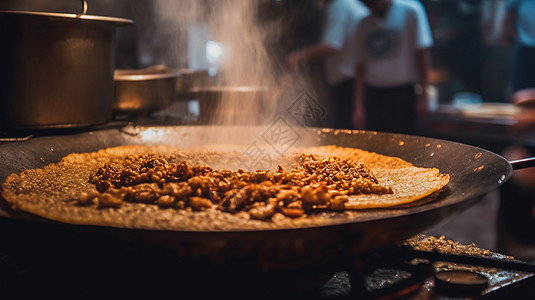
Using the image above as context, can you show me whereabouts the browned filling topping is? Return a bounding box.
[82,153,392,220]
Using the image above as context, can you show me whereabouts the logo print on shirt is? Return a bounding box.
[365,29,400,59]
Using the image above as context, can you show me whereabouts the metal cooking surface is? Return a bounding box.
[0,125,512,225]
[0,125,520,298]
[0,126,513,238]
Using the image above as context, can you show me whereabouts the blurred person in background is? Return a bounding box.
[498,0,535,262]
[285,0,369,129]
[352,0,433,134]
[502,0,535,93]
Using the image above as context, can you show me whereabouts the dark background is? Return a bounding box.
[0,0,514,104]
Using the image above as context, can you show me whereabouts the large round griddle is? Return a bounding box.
[0,125,514,297]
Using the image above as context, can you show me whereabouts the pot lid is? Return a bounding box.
[0,10,133,25]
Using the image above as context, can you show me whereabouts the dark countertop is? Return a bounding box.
[416,105,535,153]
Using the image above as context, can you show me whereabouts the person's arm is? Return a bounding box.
[286,0,348,71]
[410,0,433,118]
[285,43,337,71]
[502,10,517,48]
[416,48,431,117]
[352,63,366,129]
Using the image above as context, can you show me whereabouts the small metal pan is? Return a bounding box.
[113,65,181,117]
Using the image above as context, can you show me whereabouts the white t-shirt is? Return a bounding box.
[322,0,369,85]
[353,0,434,87]
[506,0,535,48]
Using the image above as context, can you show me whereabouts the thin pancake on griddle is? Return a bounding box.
[302,146,450,209]
[1,145,449,231]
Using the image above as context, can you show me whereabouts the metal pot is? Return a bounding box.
[175,69,213,100]
[113,65,181,117]
[0,4,132,129]
[194,85,275,125]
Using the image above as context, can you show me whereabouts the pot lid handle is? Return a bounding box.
[77,0,88,17]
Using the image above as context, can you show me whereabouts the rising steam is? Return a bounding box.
[149,0,326,170]
[152,0,321,126]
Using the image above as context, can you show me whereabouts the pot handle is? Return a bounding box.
[510,157,535,170]
[77,0,88,17]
